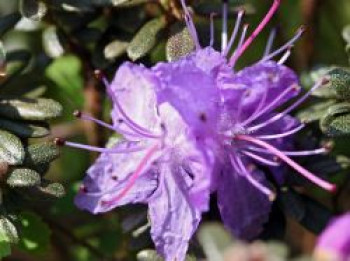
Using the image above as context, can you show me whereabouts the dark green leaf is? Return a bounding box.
[0,13,21,37]
[127,17,167,61]
[320,102,350,136]
[0,118,49,138]
[0,97,62,121]
[0,130,24,165]
[297,100,336,123]
[18,211,51,254]
[23,142,59,172]
[7,168,41,188]
[19,0,47,21]
[328,68,350,100]
[29,180,65,200]
[0,239,11,259]
[166,23,195,62]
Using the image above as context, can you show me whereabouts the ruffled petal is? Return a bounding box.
[109,62,161,134]
[74,141,159,214]
[148,162,209,261]
[217,161,272,240]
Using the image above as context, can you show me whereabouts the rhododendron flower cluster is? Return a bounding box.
[56,0,336,260]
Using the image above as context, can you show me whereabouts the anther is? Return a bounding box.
[94,69,104,81]
[79,185,88,193]
[54,137,66,146]
[73,110,82,118]
[322,141,334,153]
[321,77,331,85]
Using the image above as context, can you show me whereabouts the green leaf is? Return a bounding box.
[127,17,167,61]
[42,26,64,58]
[320,102,350,136]
[328,68,350,100]
[0,97,62,121]
[0,130,24,165]
[0,118,50,138]
[297,100,337,123]
[104,39,129,61]
[7,168,41,188]
[29,180,65,200]
[197,223,232,261]
[0,239,11,258]
[0,216,19,244]
[166,23,195,62]
[342,24,350,45]
[23,142,60,172]
[18,211,50,254]
[19,0,47,21]
[46,55,84,107]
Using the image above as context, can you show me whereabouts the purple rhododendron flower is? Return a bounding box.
[57,0,336,260]
[314,213,350,261]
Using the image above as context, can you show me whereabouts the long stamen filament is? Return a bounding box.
[243,84,300,127]
[221,0,228,51]
[180,0,201,49]
[256,124,305,140]
[242,151,280,167]
[262,26,305,62]
[233,154,276,200]
[263,28,277,56]
[210,13,216,47]
[248,79,326,132]
[101,144,159,206]
[56,138,147,154]
[229,0,281,66]
[236,135,336,192]
[223,9,245,56]
[247,146,328,157]
[278,48,292,65]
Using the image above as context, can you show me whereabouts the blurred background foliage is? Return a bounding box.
[0,0,350,260]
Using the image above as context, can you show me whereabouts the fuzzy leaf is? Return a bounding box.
[320,102,350,136]
[137,249,196,261]
[19,0,47,21]
[0,216,19,244]
[18,211,51,254]
[104,39,129,60]
[0,97,62,121]
[7,168,41,187]
[0,118,49,138]
[328,68,350,100]
[297,100,336,123]
[0,130,24,165]
[30,180,65,200]
[0,239,11,259]
[166,23,195,62]
[127,17,167,61]
[23,142,60,172]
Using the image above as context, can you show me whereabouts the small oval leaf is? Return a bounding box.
[328,68,350,100]
[127,17,167,61]
[0,130,24,165]
[0,118,49,138]
[0,216,19,244]
[19,0,47,21]
[23,142,59,171]
[320,103,350,137]
[7,168,41,187]
[166,23,195,62]
[0,97,62,121]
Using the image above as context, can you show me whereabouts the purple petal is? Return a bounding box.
[315,213,350,261]
[217,161,272,240]
[109,62,161,134]
[74,141,158,214]
[148,162,209,261]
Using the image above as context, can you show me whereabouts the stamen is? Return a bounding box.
[210,13,216,47]
[256,124,305,140]
[242,151,280,167]
[235,24,249,56]
[277,48,292,65]
[261,26,305,62]
[101,144,159,207]
[233,154,276,201]
[74,110,139,138]
[229,0,281,66]
[240,85,268,126]
[249,79,327,132]
[246,146,328,157]
[243,84,300,127]
[235,135,336,192]
[55,138,147,154]
[263,28,277,57]
[180,0,201,50]
[221,0,228,51]
[223,9,245,56]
